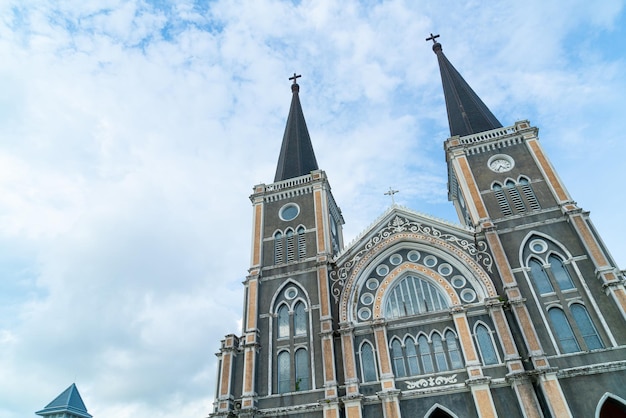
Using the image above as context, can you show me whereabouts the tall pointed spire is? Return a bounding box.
[274,73,319,182]
[36,383,93,418]
[427,34,503,137]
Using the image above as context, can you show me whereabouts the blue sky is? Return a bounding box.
[1,1,625,417]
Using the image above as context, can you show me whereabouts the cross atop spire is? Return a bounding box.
[426,33,440,44]
[274,74,319,182]
[428,34,502,137]
[289,73,301,92]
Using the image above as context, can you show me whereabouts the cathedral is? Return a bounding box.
[208,36,626,418]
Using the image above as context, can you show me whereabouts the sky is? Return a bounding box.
[1,0,625,417]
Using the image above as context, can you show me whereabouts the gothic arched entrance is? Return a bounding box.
[428,408,453,418]
[598,394,626,418]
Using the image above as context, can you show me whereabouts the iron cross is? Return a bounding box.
[385,187,399,204]
[289,73,302,84]
[426,33,440,44]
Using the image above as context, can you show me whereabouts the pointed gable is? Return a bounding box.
[36,383,93,418]
[429,36,502,137]
[273,76,319,182]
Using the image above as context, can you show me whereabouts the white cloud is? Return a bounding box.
[0,1,625,417]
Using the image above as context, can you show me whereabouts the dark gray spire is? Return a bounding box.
[427,35,503,137]
[274,74,319,182]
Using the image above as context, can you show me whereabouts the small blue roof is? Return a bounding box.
[36,383,93,418]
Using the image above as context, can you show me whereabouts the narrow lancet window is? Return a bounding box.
[529,258,554,295]
[405,338,420,375]
[476,324,498,365]
[277,305,290,338]
[391,339,406,377]
[277,351,290,393]
[549,255,575,291]
[445,330,464,369]
[274,231,283,264]
[295,348,309,391]
[418,335,434,373]
[297,226,306,259]
[571,304,603,350]
[360,342,378,382]
[548,308,580,354]
[294,302,307,336]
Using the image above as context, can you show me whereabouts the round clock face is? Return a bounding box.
[488,155,514,173]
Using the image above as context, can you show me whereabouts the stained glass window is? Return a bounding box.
[360,342,377,382]
[277,351,290,393]
[548,308,580,353]
[571,304,603,350]
[295,348,309,391]
[476,324,498,365]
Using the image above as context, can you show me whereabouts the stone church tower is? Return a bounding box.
[208,37,626,418]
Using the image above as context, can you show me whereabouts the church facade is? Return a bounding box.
[208,38,626,418]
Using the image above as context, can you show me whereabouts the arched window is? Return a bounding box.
[548,255,575,290]
[294,348,309,391]
[405,337,420,375]
[418,335,434,374]
[445,331,464,369]
[286,229,295,262]
[360,341,378,382]
[274,231,283,264]
[505,179,526,212]
[391,339,406,377]
[548,308,580,353]
[277,351,290,393]
[432,333,448,371]
[519,177,540,210]
[277,305,290,338]
[475,324,499,365]
[384,275,449,319]
[294,302,307,336]
[571,304,603,350]
[529,258,554,294]
[297,226,306,259]
[492,182,512,216]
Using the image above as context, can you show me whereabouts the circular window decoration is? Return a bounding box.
[285,286,298,300]
[376,264,389,276]
[423,255,438,268]
[407,250,421,262]
[279,203,300,221]
[487,154,515,173]
[438,263,453,276]
[360,293,374,306]
[460,288,477,303]
[451,275,466,289]
[389,254,403,265]
[366,278,379,291]
[529,239,548,254]
[358,307,372,321]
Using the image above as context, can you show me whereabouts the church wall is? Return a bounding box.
[398,391,479,417]
[256,390,324,410]
[362,402,384,418]
[558,369,626,417]
[491,386,525,417]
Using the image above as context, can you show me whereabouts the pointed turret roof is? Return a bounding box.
[36,383,93,418]
[274,74,319,182]
[427,34,503,137]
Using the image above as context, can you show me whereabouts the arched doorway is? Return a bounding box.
[428,408,453,418]
[424,404,456,418]
[598,394,626,418]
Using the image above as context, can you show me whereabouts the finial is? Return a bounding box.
[426,33,442,53]
[384,187,399,204]
[289,73,301,92]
